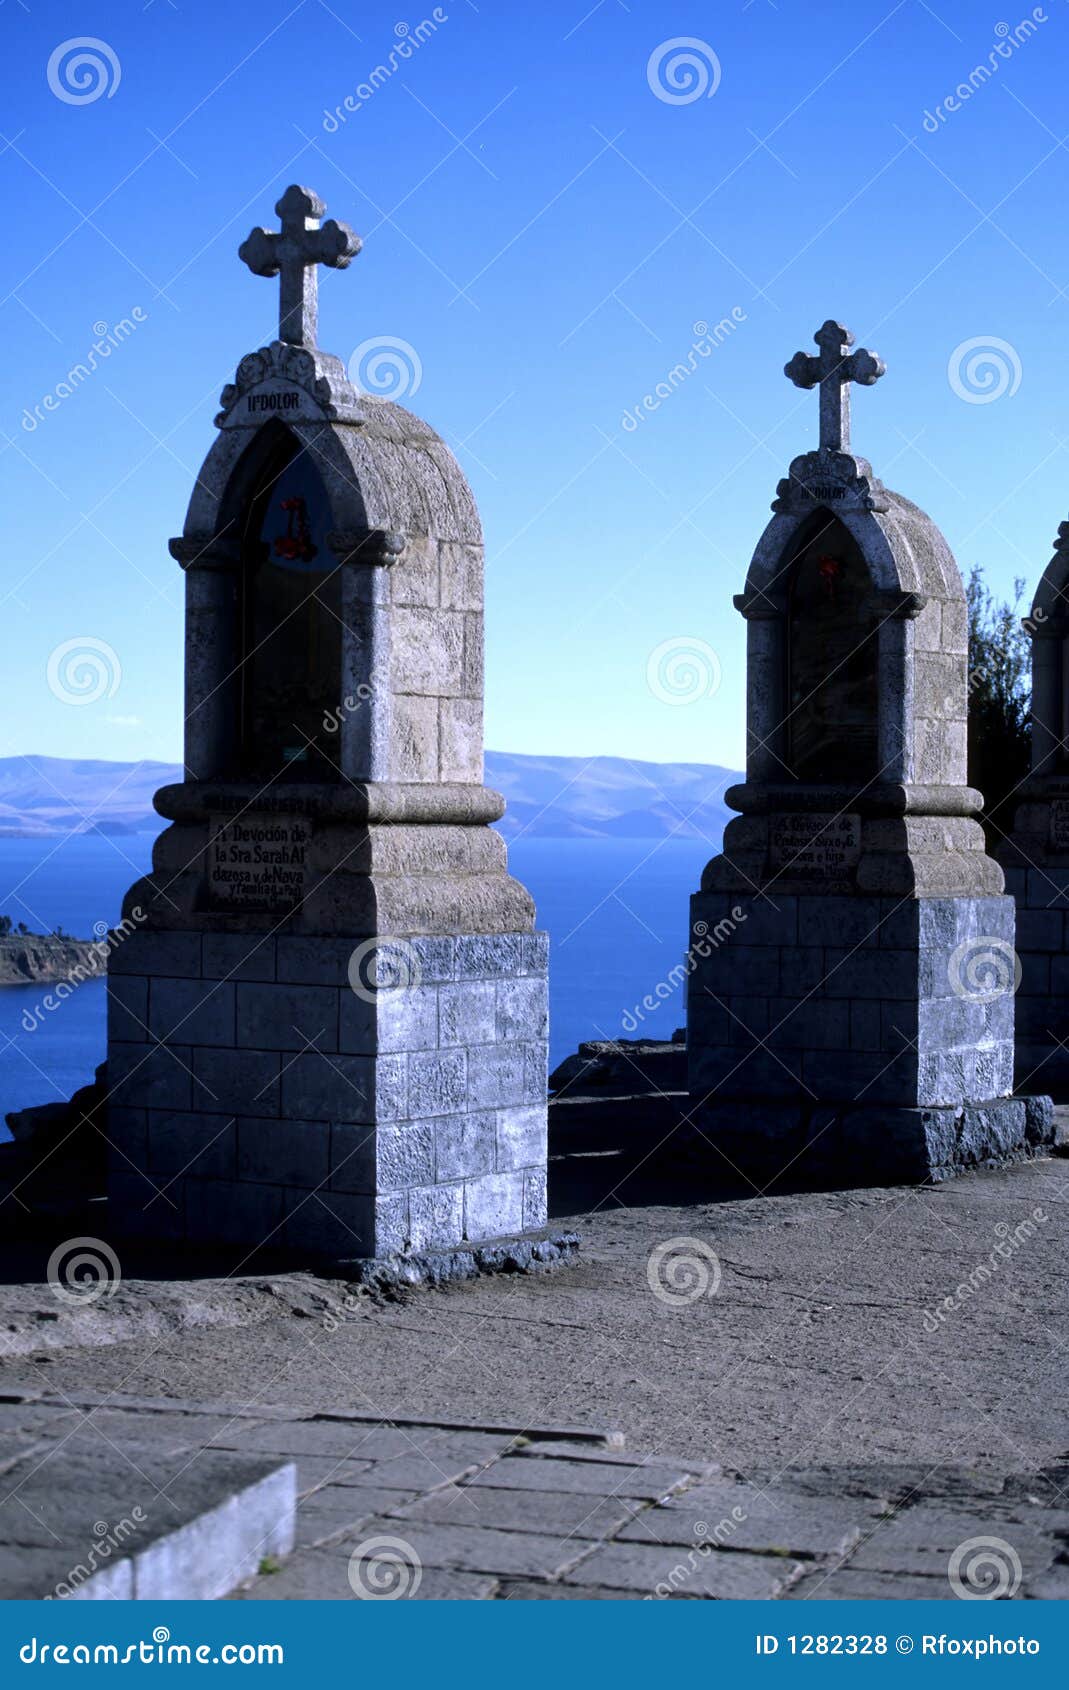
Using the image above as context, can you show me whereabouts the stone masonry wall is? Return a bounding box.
[387,535,484,785]
[688,892,1016,1111]
[106,930,548,1261]
[1000,859,1069,1095]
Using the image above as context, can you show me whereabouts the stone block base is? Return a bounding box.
[687,1095,1055,1187]
[687,890,1018,1110]
[686,888,1051,1186]
[1000,858,1069,1099]
[105,929,548,1261]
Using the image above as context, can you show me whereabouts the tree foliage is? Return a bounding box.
[965,564,1031,843]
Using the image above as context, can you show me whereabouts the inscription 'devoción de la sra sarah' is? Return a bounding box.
[208,816,310,909]
[769,812,862,878]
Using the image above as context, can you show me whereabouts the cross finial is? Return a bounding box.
[784,319,885,452]
[238,185,361,350]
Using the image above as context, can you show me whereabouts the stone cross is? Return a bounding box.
[238,184,361,349]
[784,319,885,453]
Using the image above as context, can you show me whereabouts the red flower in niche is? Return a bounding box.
[817,554,842,598]
[273,495,318,563]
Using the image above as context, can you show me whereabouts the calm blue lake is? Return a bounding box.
[0,833,712,1133]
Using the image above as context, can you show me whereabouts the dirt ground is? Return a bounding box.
[3,1157,1067,1483]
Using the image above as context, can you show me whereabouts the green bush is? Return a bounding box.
[966,564,1031,845]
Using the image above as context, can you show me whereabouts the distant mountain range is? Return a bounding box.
[0,754,738,843]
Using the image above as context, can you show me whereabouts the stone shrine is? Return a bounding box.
[998,524,1069,1096]
[105,186,549,1261]
[686,319,1053,1184]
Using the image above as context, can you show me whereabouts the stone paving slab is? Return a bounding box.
[393,1483,643,1540]
[284,1440,506,1495]
[499,1580,647,1600]
[0,1438,295,1599]
[562,1540,804,1599]
[463,1453,697,1500]
[236,1554,497,1601]
[617,1482,883,1558]
[4,1388,1069,1601]
[785,1569,956,1601]
[222,1420,464,1462]
[318,1517,598,1580]
[251,1456,377,1497]
[295,1486,423,1550]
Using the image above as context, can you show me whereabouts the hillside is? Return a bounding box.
[0,753,738,842]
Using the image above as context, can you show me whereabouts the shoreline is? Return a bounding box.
[0,935,106,989]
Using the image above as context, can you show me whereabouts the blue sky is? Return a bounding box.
[3,0,1068,769]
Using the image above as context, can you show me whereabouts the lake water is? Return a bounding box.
[0,833,713,1133]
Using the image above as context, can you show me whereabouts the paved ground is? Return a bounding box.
[1,1391,1066,1599]
[5,1158,1067,1473]
[2,1155,1068,1598]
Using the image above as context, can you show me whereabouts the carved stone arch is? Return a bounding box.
[738,501,915,788]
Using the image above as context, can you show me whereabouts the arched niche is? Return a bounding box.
[222,422,341,781]
[737,481,971,795]
[784,511,880,784]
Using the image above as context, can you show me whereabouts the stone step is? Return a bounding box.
[0,1437,295,1599]
[549,1092,692,1155]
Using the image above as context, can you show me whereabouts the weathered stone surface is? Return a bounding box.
[393,1484,641,1539]
[0,1438,295,1600]
[236,983,339,1051]
[619,1484,875,1558]
[563,1540,802,1597]
[687,318,1045,1188]
[324,1517,596,1579]
[104,185,548,1262]
[464,1170,525,1239]
[466,1456,691,1501]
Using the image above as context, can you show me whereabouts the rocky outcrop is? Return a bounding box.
[1,1064,108,1219]
[549,1031,686,1097]
[0,935,106,987]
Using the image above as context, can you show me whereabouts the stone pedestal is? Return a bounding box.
[685,319,1052,1186]
[688,887,1050,1185]
[108,924,547,1259]
[104,185,549,1263]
